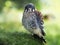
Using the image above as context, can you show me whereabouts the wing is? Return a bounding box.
[34,10,45,36]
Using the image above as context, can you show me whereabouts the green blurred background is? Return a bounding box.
[0,0,60,45]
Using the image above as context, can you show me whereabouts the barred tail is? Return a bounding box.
[33,34,46,43]
[40,37,46,43]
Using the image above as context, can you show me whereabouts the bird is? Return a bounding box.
[22,3,46,43]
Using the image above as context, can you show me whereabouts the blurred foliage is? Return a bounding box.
[0,22,60,45]
[0,22,44,45]
[10,0,41,10]
[0,0,41,12]
[0,0,6,12]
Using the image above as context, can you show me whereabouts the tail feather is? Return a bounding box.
[33,34,46,43]
[40,37,46,43]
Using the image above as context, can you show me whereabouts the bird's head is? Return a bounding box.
[24,3,35,12]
